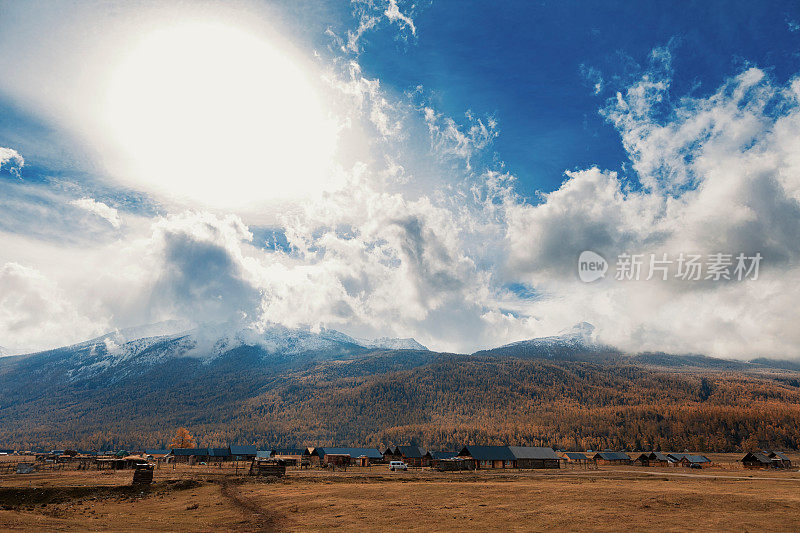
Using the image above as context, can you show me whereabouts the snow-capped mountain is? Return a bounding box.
[0,322,429,383]
[496,322,597,350]
[472,322,619,362]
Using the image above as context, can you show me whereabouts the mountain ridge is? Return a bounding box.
[1,321,799,451]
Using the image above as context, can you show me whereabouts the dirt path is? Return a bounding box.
[219,480,282,532]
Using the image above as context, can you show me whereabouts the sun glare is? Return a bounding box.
[104,22,338,208]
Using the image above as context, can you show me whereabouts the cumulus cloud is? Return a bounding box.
[503,54,800,358]
[0,146,24,177]
[147,212,262,326]
[3,20,800,362]
[69,198,121,228]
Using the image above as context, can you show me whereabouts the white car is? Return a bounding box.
[389,460,408,471]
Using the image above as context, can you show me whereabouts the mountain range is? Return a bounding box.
[1,322,799,451]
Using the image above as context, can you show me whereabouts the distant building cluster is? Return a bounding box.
[4,445,792,472]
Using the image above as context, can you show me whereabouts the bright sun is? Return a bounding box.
[104,22,338,208]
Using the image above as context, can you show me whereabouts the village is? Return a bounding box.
[2,442,794,473]
[2,439,800,531]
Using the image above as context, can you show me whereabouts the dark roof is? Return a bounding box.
[396,446,428,458]
[230,446,257,456]
[431,451,458,460]
[315,447,383,459]
[637,452,672,462]
[563,452,588,461]
[172,448,208,456]
[681,454,710,463]
[743,452,772,464]
[458,446,515,462]
[593,451,631,461]
[383,446,399,455]
[767,451,791,461]
[508,446,560,460]
[256,450,273,458]
[145,449,171,456]
[273,448,305,456]
[208,448,230,457]
[668,453,710,463]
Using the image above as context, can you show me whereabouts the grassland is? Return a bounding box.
[1,455,800,531]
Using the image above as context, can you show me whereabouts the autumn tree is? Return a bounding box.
[170,427,196,448]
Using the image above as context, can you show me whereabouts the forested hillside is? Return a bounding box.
[1,343,799,452]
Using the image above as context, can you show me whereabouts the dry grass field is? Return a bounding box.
[1,455,800,532]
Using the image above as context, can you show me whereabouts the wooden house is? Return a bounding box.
[562,452,591,466]
[272,448,306,466]
[229,446,257,462]
[668,453,711,468]
[635,451,673,467]
[592,451,632,465]
[144,449,171,462]
[313,447,383,466]
[430,451,458,469]
[97,455,151,470]
[742,452,773,469]
[207,448,231,463]
[169,448,209,464]
[396,446,431,467]
[766,451,792,469]
[383,446,400,462]
[457,446,514,469]
[508,446,560,469]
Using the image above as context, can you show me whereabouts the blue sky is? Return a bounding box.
[2,1,799,198]
[350,0,800,196]
[1,1,800,358]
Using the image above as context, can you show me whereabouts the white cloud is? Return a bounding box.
[384,0,416,36]
[503,58,800,358]
[421,107,499,170]
[343,0,418,54]
[70,197,121,228]
[0,146,24,176]
[0,262,105,354]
